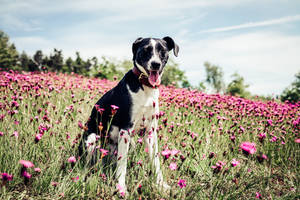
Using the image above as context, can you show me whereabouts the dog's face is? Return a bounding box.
[132,37,179,87]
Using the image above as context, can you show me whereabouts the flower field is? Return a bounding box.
[0,70,299,199]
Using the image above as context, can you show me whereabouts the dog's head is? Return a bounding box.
[132,36,179,87]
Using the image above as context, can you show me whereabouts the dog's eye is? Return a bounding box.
[160,51,167,58]
[144,46,152,52]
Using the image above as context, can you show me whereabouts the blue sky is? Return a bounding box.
[1,0,300,96]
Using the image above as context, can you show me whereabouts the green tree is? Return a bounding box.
[63,57,74,73]
[226,72,250,98]
[0,30,19,70]
[19,51,30,71]
[204,62,225,93]
[281,71,300,103]
[161,59,189,87]
[48,49,63,72]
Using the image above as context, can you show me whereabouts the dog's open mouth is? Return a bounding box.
[148,70,161,87]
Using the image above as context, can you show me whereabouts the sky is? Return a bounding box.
[1,0,300,96]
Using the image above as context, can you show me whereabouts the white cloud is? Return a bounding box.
[179,31,300,95]
[199,15,300,33]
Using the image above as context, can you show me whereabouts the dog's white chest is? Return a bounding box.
[128,86,159,130]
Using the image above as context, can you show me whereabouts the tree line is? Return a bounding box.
[0,30,299,103]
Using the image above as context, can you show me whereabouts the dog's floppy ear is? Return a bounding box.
[163,36,179,57]
[132,37,143,59]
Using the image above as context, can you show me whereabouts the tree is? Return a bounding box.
[204,62,225,93]
[64,57,74,73]
[226,72,250,98]
[0,30,19,70]
[161,59,189,87]
[19,51,30,71]
[48,49,63,72]
[281,71,300,103]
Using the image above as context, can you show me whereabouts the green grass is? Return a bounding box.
[0,71,299,199]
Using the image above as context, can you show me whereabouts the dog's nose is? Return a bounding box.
[151,61,161,70]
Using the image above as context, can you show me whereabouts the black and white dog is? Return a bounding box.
[79,36,179,194]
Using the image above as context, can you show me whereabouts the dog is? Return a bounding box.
[78,36,179,194]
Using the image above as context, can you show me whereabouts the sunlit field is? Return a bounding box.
[0,70,299,199]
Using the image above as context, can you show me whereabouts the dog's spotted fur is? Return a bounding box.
[78,37,179,194]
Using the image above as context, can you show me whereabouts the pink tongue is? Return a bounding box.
[149,71,160,86]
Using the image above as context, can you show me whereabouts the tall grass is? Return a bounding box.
[0,70,299,199]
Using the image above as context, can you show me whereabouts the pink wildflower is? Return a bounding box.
[0,131,3,136]
[161,149,171,159]
[137,137,143,144]
[295,138,300,143]
[1,173,13,181]
[231,159,240,167]
[34,168,41,172]
[177,179,187,188]
[267,119,273,126]
[67,156,77,163]
[170,149,180,156]
[100,149,109,156]
[51,181,59,187]
[12,131,18,138]
[71,176,79,182]
[116,184,125,197]
[35,133,43,143]
[240,142,256,155]
[255,192,262,199]
[19,160,34,168]
[212,161,226,173]
[111,105,119,115]
[21,170,32,179]
[258,132,266,142]
[169,162,177,170]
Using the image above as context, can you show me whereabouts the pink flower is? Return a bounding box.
[51,181,59,187]
[231,159,240,167]
[169,162,177,170]
[35,133,43,143]
[111,105,119,115]
[240,142,256,155]
[295,138,300,143]
[177,179,186,188]
[137,160,143,167]
[170,149,180,156]
[161,149,171,159]
[0,131,3,136]
[266,119,273,126]
[255,192,262,199]
[100,149,109,156]
[71,176,79,182]
[258,132,266,142]
[257,153,268,163]
[12,131,18,138]
[19,160,34,168]
[212,161,226,173]
[21,170,32,179]
[111,105,119,110]
[1,173,13,181]
[137,137,143,144]
[116,184,125,197]
[34,168,41,172]
[67,156,77,163]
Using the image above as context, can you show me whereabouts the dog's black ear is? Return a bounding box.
[163,36,179,57]
[132,37,143,59]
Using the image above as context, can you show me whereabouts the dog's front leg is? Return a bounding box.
[146,119,170,190]
[116,129,130,196]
